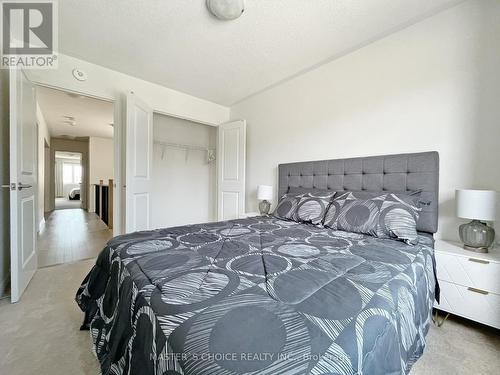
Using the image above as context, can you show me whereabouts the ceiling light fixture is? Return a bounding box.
[206,0,244,21]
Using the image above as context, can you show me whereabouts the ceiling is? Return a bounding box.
[37,86,114,139]
[58,0,463,106]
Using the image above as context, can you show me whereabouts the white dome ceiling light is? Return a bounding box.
[206,0,244,21]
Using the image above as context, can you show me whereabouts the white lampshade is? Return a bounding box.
[456,189,497,221]
[257,185,273,201]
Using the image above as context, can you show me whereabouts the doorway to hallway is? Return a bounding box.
[54,151,83,210]
[38,209,112,268]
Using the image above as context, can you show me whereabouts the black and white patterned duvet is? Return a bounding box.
[76,216,437,375]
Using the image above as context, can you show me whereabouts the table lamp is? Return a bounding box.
[456,189,497,253]
[257,185,273,215]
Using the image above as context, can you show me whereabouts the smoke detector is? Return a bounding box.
[72,68,87,81]
[206,0,244,20]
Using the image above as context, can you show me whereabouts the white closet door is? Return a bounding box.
[8,69,38,303]
[217,120,246,220]
[125,92,153,233]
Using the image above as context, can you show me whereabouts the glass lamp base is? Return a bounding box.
[259,200,271,215]
[459,220,495,253]
[463,244,489,253]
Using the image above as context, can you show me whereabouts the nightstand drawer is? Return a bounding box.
[435,251,500,294]
[435,280,500,329]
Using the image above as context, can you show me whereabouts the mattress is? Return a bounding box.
[76,216,437,375]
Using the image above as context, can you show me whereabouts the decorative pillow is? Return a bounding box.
[273,193,303,221]
[324,192,422,245]
[323,192,385,236]
[294,191,336,225]
[377,193,422,245]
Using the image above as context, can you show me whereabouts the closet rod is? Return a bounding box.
[154,141,215,152]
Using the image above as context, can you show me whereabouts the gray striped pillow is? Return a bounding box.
[324,192,422,245]
[294,191,336,225]
[324,192,385,235]
[377,193,422,245]
[273,193,303,221]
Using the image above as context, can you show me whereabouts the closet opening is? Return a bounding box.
[152,113,217,228]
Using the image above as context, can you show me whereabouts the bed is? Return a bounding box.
[69,187,80,200]
[76,151,440,375]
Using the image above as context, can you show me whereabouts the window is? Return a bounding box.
[63,163,82,184]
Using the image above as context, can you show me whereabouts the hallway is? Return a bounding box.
[55,197,81,210]
[38,209,112,268]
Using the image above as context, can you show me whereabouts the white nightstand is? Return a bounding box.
[434,240,500,329]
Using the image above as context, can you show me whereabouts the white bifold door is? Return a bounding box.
[217,120,246,220]
[125,92,153,233]
[7,69,38,303]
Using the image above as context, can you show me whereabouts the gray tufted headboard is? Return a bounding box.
[278,151,439,233]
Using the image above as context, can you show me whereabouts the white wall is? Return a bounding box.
[36,103,50,230]
[88,137,114,212]
[89,137,114,184]
[25,53,229,126]
[152,114,216,229]
[44,146,50,212]
[231,0,500,241]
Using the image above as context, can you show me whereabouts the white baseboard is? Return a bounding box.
[38,217,46,233]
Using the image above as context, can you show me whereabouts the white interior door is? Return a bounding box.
[217,120,246,220]
[125,92,153,233]
[8,69,38,303]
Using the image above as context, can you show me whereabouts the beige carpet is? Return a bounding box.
[0,259,499,375]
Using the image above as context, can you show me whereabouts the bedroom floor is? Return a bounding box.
[38,209,112,268]
[0,259,498,375]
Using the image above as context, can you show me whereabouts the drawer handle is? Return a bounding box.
[468,258,489,264]
[467,287,489,295]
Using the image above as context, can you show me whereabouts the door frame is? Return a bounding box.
[52,149,84,210]
[33,83,122,236]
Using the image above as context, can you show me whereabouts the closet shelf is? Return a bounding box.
[154,140,215,152]
[154,141,216,162]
